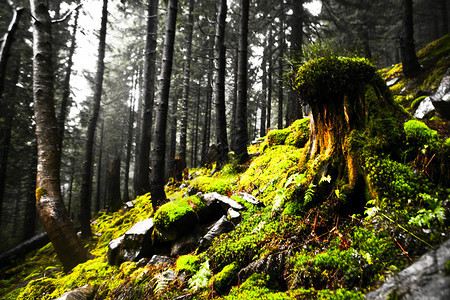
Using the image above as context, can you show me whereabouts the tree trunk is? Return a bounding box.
[260,47,267,137]
[30,0,88,272]
[57,8,79,153]
[234,0,250,163]
[179,0,195,169]
[401,0,422,78]
[79,0,108,239]
[200,52,213,166]
[0,112,12,223]
[135,0,159,196]
[167,93,178,182]
[286,0,303,126]
[0,1,24,104]
[212,0,229,170]
[107,156,122,212]
[22,144,37,241]
[95,122,104,213]
[230,47,238,151]
[267,28,273,132]
[123,102,134,203]
[150,0,179,206]
[192,77,201,167]
[278,0,285,130]
[440,0,448,35]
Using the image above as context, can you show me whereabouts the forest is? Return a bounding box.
[0,0,449,299]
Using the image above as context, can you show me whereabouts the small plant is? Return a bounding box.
[188,260,212,292]
[409,193,446,228]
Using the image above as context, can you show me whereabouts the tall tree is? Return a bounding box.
[278,0,285,130]
[213,0,229,170]
[79,0,108,238]
[30,0,88,272]
[286,0,303,126]
[401,0,422,78]
[135,0,159,196]
[57,7,79,153]
[179,0,195,169]
[0,0,24,104]
[150,0,179,206]
[266,26,273,132]
[234,0,250,163]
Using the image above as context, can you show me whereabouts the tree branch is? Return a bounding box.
[52,3,83,24]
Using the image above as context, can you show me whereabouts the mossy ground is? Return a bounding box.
[1,37,450,300]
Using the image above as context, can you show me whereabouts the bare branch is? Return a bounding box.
[52,3,83,24]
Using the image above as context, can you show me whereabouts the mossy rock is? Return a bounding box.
[267,128,291,146]
[189,176,233,195]
[175,254,201,275]
[404,120,441,152]
[210,262,240,293]
[154,195,206,241]
[285,118,310,148]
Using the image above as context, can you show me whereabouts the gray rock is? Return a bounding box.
[237,246,292,288]
[170,226,206,256]
[203,192,246,211]
[199,216,234,251]
[430,68,450,119]
[53,285,95,300]
[414,96,435,119]
[387,77,399,87]
[107,218,155,265]
[227,208,242,225]
[236,192,264,207]
[148,255,175,266]
[366,238,450,300]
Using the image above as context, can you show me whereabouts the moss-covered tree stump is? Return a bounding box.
[292,57,406,213]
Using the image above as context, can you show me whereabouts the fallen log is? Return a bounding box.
[0,232,49,268]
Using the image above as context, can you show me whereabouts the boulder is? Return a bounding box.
[366,238,450,300]
[170,224,208,256]
[235,192,264,207]
[53,285,95,300]
[203,192,246,211]
[227,208,242,225]
[237,246,292,289]
[414,96,435,119]
[198,216,234,251]
[430,68,450,119]
[107,218,155,265]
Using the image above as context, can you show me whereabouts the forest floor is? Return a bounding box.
[1,34,450,300]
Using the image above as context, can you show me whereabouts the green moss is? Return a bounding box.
[17,278,56,300]
[154,195,205,229]
[267,128,291,146]
[294,56,378,105]
[35,188,47,200]
[404,120,441,152]
[445,259,450,275]
[410,96,427,110]
[210,262,239,293]
[285,118,310,148]
[190,176,234,195]
[175,254,201,275]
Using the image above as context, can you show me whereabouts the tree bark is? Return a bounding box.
[30,0,88,272]
[234,0,250,163]
[22,143,37,241]
[107,156,122,212]
[123,101,134,203]
[278,0,285,130]
[95,121,104,213]
[57,8,79,154]
[440,0,448,35]
[179,0,195,169]
[401,0,422,78]
[286,0,303,126]
[214,0,229,169]
[150,0,179,206]
[135,0,159,196]
[260,46,267,137]
[167,93,178,182]
[0,1,24,104]
[266,27,273,132]
[200,53,213,166]
[230,47,238,151]
[79,0,108,238]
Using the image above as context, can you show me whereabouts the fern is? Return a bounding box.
[304,183,316,205]
[188,260,212,292]
[153,270,176,295]
[409,193,446,228]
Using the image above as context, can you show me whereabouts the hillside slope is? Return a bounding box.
[1,36,450,300]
